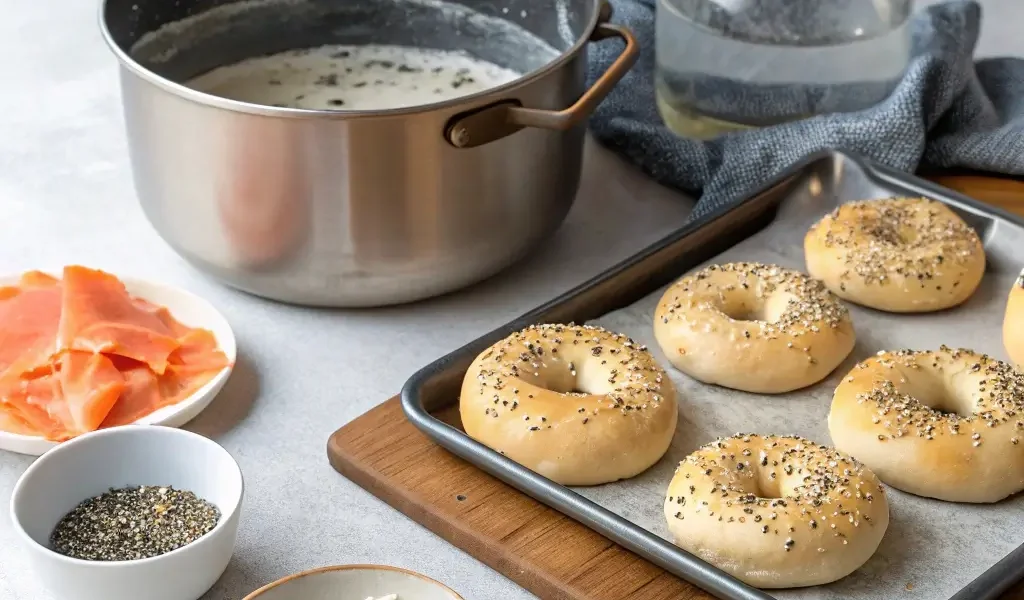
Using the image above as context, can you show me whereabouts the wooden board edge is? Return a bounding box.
[326,398,582,600]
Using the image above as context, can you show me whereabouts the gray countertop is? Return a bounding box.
[1,1,1021,599]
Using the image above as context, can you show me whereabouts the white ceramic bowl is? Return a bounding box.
[243,564,466,600]
[0,272,237,456]
[10,424,244,600]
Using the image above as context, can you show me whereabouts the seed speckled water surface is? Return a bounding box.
[49,485,221,561]
[186,44,523,111]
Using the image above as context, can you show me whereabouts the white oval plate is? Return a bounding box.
[0,272,236,456]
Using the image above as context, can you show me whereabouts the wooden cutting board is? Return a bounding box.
[327,174,1024,600]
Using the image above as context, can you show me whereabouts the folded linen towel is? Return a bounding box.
[586,0,1024,219]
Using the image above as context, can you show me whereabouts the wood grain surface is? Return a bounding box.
[327,176,1024,600]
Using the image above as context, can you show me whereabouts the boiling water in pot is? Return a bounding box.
[130,0,565,110]
[186,45,522,110]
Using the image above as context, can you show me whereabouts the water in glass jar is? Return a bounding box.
[655,0,913,139]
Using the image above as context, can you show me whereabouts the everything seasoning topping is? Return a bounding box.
[813,197,982,287]
[469,324,670,431]
[850,347,1024,442]
[659,262,849,337]
[50,485,221,561]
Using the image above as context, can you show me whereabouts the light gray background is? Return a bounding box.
[0,1,1021,599]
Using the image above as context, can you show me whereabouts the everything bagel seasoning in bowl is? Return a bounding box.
[50,485,221,561]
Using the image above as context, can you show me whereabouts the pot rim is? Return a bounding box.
[97,0,602,120]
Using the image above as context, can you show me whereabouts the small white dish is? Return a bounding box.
[0,272,236,455]
[243,564,466,600]
[10,424,244,600]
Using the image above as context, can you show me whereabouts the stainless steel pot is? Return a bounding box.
[100,0,637,306]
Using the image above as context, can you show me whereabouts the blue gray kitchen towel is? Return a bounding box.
[586,0,1024,219]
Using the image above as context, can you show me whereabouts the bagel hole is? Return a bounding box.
[921,397,969,416]
[898,376,975,417]
[723,306,766,322]
[719,292,794,323]
[551,386,590,396]
[533,363,608,396]
[719,299,771,323]
[866,222,917,246]
[914,388,975,417]
[752,474,784,499]
[734,466,787,499]
[542,379,593,396]
[536,368,598,393]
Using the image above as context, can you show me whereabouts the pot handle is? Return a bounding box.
[444,20,639,149]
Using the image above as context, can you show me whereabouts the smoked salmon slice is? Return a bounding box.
[56,351,126,433]
[0,266,231,443]
[98,363,163,429]
[0,371,72,441]
[99,346,227,429]
[0,284,63,381]
[56,266,180,375]
[20,271,60,288]
[132,297,196,339]
[0,271,58,302]
[168,330,231,374]
[0,409,36,436]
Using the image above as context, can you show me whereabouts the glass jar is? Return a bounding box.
[655,0,914,139]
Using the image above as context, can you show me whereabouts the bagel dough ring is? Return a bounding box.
[664,434,889,588]
[1005,270,1024,369]
[460,324,678,486]
[653,262,856,394]
[829,346,1024,503]
[804,196,986,313]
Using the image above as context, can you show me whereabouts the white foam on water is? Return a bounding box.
[185,44,524,110]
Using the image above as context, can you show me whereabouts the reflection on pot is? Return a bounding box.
[216,120,310,270]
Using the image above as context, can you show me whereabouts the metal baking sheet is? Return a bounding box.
[401,150,1024,600]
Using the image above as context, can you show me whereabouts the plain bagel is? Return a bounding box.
[653,262,856,394]
[664,434,889,588]
[1006,270,1024,369]
[460,323,678,486]
[804,196,986,313]
[829,346,1024,503]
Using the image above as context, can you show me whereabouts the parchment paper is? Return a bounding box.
[580,170,1024,600]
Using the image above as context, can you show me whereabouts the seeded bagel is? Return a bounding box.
[804,197,985,313]
[653,262,856,394]
[460,324,678,486]
[829,347,1024,503]
[664,434,889,588]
